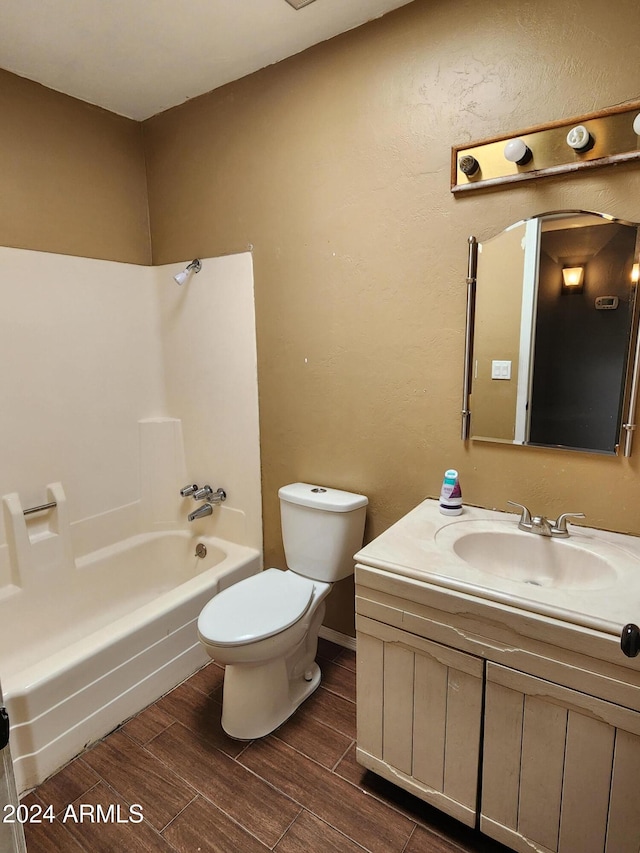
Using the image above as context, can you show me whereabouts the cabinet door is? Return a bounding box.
[482,663,640,853]
[356,616,483,826]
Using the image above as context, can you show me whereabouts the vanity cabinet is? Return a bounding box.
[482,663,640,853]
[355,564,640,853]
[357,617,483,827]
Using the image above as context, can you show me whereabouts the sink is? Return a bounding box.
[436,524,619,590]
[356,500,640,635]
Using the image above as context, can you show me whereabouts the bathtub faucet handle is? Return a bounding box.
[193,485,214,501]
[193,485,227,503]
[180,484,199,497]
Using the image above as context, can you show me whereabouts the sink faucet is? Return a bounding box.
[507,501,585,538]
[550,511,587,537]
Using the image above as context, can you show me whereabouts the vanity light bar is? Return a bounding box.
[452,101,640,194]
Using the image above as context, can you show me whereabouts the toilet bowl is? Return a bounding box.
[197,483,367,739]
[198,568,331,738]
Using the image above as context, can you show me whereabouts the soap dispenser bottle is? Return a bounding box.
[439,469,463,516]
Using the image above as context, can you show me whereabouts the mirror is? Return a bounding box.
[463,211,640,455]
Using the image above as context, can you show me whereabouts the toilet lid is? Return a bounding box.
[198,568,315,646]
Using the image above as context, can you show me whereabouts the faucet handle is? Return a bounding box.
[507,500,532,526]
[180,484,199,497]
[551,512,585,536]
[193,485,214,501]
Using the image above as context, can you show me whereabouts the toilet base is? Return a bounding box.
[221,660,321,740]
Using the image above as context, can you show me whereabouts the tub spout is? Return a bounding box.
[188,503,213,522]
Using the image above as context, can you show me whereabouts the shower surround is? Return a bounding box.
[0,247,262,791]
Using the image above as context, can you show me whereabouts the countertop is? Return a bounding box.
[355,500,640,636]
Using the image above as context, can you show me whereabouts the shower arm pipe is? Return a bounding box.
[23,500,57,516]
[173,258,202,286]
[461,236,478,440]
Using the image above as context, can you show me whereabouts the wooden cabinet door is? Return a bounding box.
[482,663,640,853]
[356,616,483,826]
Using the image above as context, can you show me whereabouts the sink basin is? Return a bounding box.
[356,500,640,634]
[436,525,619,589]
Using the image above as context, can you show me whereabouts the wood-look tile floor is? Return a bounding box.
[21,639,511,853]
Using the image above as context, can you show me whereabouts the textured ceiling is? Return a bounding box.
[0,0,416,120]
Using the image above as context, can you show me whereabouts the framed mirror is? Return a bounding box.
[462,211,640,455]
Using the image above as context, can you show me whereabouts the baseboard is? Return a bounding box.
[318,626,356,651]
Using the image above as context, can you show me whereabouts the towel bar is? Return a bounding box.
[23,501,57,516]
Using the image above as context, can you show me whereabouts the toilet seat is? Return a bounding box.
[198,569,315,647]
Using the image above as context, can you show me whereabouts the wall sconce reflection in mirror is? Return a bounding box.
[461,210,640,457]
[452,100,640,193]
[562,266,585,291]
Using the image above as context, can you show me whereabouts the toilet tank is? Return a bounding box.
[278,483,368,583]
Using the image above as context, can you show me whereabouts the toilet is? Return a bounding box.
[197,482,368,739]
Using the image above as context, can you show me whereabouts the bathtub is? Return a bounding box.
[0,530,260,793]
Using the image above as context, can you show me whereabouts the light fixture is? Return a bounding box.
[173,258,202,286]
[633,114,640,135]
[632,262,640,283]
[503,138,532,165]
[566,124,593,152]
[562,266,585,291]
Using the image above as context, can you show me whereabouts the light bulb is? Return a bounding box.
[566,125,592,151]
[562,266,584,289]
[459,154,480,177]
[503,138,532,165]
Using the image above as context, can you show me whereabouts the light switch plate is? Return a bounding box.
[491,360,512,380]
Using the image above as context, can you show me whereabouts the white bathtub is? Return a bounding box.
[0,530,260,793]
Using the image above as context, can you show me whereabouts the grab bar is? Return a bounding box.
[23,501,57,516]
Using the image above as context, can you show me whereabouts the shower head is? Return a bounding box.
[173,259,202,285]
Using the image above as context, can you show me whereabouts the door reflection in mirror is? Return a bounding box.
[470,211,640,454]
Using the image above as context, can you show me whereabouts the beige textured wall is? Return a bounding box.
[5,0,634,636]
[0,69,150,264]
[144,0,640,635]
